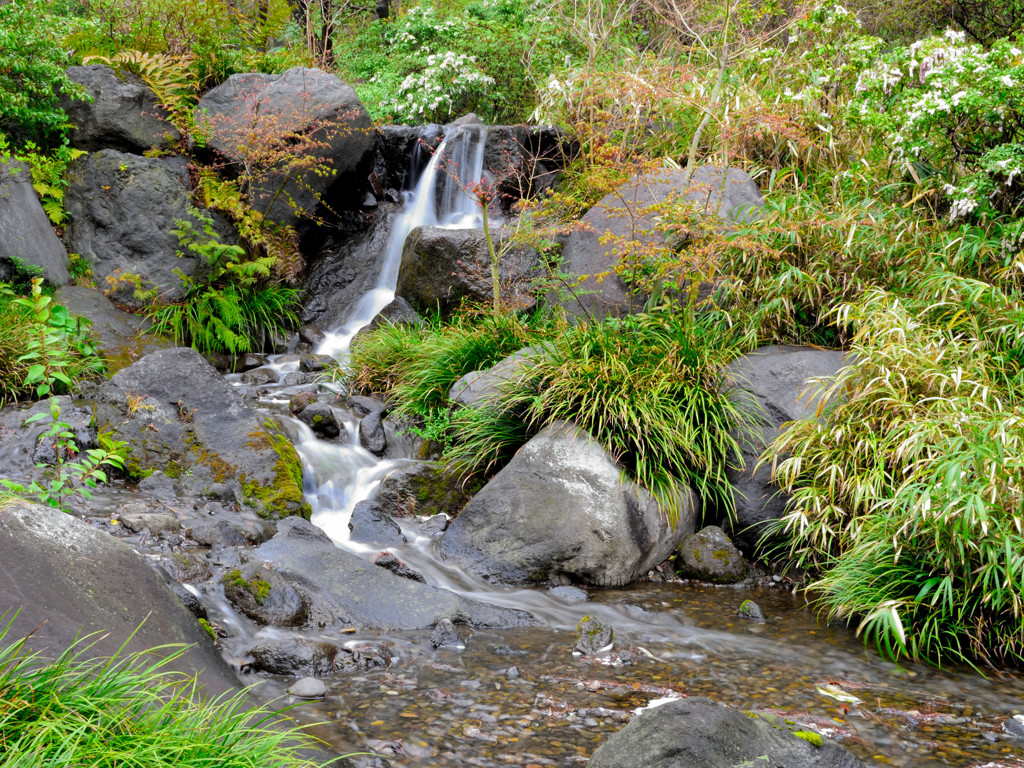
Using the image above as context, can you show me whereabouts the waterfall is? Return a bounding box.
[316,124,488,358]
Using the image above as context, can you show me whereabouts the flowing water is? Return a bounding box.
[213,125,1024,766]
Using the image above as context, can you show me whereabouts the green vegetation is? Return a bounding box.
[0,614,324,767]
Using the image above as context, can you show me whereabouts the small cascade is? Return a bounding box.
[317,124,488,356]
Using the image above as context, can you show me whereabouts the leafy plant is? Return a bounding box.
[18,138,87,226]
[146,212,300,355]
[0,612,328,767]
[0,279,122,511]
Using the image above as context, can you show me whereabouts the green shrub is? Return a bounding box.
[0,613,325,767]
[768,288,1024,666]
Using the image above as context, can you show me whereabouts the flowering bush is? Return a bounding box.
[854,30,1024,222]
[381,50,495,123]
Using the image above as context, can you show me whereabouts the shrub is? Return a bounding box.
[768,288,1024,666]
[0,613,325,767]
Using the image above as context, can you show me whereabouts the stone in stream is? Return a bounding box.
[287,677,327,699]
[738,599,765,621]
[367,461,473,519]
[248,637,341,677]
[675,526,748,583]
[550,586,589,603]
[240,366,280,386]
[1003,714,1024,740]
[574,616,614,655]
[374,552,425,583]
[289,391,318,415]
[300,353,336,373]
[430,618,469,649]
[222,564,307,628]
[588,697,865,768]
[439,421,697,587]
[248,517,533,631]
[358,410,387,456]
[348,500,406,546]
[297,401,342,439]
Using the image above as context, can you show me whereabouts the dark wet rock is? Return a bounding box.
[738,599,765,621]
[0,500,240,697]
[409,513,449,537]
[137,470,178,498]
[94,347,308,518]
[448,345,548,407]
[367,461,472,519]
[575,616,613,655]
[222,564,307,628]
[288,677,327,698]
[31,402,97,465]
[55,286,168,371]
[431,618,469,649]
[297,401,341,439]
[349,500,406,546]
[301,202,396,330]
[119,511,181,534]
[370,296,422,329]
[240,366,280,386]
[0,160,69,285]
[439,421,697,587]
[282,372,309,386]
[300,353,336,373]
[589,697,864,768]
[676,526,748,583]
[61,65,180,153]
[249,637,341,677]
[250,517,533,630]
[359,410,387,455]
[561,167,762,321]
[348,395,386,415]
[374,123,443,195]
[550,586,589,603]
[373,552,425,582]
[165,551,212,584]
[64,151,216,307]
[338,642,395,671]
[483,125,572,213]
[196,68,374,225]
[234,354,268,372]
[189,520,247,547]
[724,345,846,554]
[166,581,208,621]
[290,391,318,414]
[299,325,325,347]
[396,225,538,317]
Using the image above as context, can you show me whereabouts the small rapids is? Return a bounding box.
[210,125,1024,768]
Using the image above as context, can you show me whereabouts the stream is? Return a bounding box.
[122,125,1024,765]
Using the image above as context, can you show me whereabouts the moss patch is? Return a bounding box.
[242,422,311,519]
[223,569,271,605]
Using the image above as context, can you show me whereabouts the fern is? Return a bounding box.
[83,51,197,136]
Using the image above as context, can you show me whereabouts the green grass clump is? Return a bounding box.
[0,615,324,767]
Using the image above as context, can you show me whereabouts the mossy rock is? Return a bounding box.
[221,565,306,628]
[675,525,748,584]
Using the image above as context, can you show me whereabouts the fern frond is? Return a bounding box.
[83,51,197,135]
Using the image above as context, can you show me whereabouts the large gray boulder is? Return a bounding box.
[61,65,180,153]
[251,517,533,630]
[396,225,538,317]
[0,499,240,697]
[93,347,308,518]
[196,68,374,224]
[439,421,697,587]
[449,345,547,407]
[588,697,864,768]
[63,151,203,306]
[0,160,69,285]
[560,166,762,320]
[724,345,846,553]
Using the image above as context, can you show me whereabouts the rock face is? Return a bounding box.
[0,500,240,697]
[64,151,203,306]
[0,161,69,285]
[560,167,763,320]
[196,68,374,224]
[675,526,748,583]
[61,65,180,153]
[55,285,169,371]
[396,225,538,317]
[449,345,547,407]
[439,421,697,587]
[723,345,846,553]
[93,347,308,518]
[250,517,532,630]
[483,125,570,211]
[588,697,864,768]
